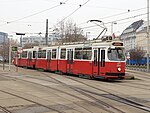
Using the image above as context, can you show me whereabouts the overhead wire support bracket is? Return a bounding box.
[87,19,107,40]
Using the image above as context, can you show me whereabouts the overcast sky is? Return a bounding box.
[0,0,147,39]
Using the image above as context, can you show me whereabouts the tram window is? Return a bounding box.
[83,47,92,60]
[108,48,125,61]
[60,49,66,59]
[33,51,36,58]
[52,49,57,59]
[67,50,73,61]
[41,50,46,58]
[38,50,46,58]
[74,48,82,59]
[94,50,97,66]
[20,53,22,58]
[47,50,51,60]
[22,51,27,58]
[38,51,42,58]
[101,50,105,67]
[28,52,32,59]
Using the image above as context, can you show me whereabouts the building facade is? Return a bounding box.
[136,21,150,52]
[0,32,8,60]
[22,33,60,47]
[120,20,144,52]
[0,32,8,44]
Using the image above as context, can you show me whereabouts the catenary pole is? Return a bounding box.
[147,0,150,72]
[45,19,48,45]
[9,38,11,71]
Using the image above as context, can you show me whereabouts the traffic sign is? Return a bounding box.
[18,47,23,53]
[127,52,130,59]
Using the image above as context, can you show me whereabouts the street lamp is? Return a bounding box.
[86,32,90,39]
[16,33,25,47]
[111,21,117,35]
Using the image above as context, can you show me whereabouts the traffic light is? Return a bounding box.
[12,46,18,51]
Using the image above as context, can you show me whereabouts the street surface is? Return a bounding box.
[0,65,150,113]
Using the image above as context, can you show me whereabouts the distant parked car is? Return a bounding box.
[0,57,4,62]
[0,56,6,62]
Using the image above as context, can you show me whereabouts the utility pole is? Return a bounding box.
[147,0,150,72]
[45,19,48,45]
[111,21,117,35]
[2,34,5,70]
[9,38,11,71]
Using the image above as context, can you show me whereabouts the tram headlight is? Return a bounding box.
[117,67,121,72]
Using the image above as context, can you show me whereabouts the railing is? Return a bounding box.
[126,64,149,72]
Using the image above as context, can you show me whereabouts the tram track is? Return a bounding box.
[0,73,89,113]
[1,70,150,112]
[116,82,150,91]
[0,105,12,113]
[0,73,125,113]
[0,89,66,113]
[40,72,150,112]
[40,73,126,113]
[126,70,150,80]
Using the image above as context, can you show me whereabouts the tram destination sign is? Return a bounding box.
[112,42,123,46]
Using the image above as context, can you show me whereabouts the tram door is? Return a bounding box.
[67,49,73,73]
[93,48,105,77]
[47,50,51,70]
[27,51,32,67]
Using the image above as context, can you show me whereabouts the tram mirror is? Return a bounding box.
[108,48,111,53]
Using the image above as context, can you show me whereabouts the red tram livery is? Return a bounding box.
[13,37,126,80]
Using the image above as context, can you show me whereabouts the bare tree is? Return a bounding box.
[23,43,39,49]
[55,18,86,44]
[130,47,146,65]
[0,38,18,62]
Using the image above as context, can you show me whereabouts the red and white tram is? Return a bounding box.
[15,46,39,68]
[14,38,126,80]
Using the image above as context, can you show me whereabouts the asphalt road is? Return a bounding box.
[0,65,149,113]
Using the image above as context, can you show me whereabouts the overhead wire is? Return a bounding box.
[78,7,146,26]
[56,0,90,25]
[80,13,147,30]
[0,2,66,27]
[8,3,64,24]
[100,7,146,20]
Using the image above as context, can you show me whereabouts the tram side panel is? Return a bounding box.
[72,60,93,77]
[58,48,67,73]
[36,59,47,70]
[58,59,67,73]
[20,51,28,67]
[92,48,125,79]
[68,47,93,77]
[27,51,37,68]
[27,58,37,68]
[35,50,47,70]
[105,62,125,78]
[50,48,58,72]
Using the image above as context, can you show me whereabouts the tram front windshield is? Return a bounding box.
[108,47,125,61]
